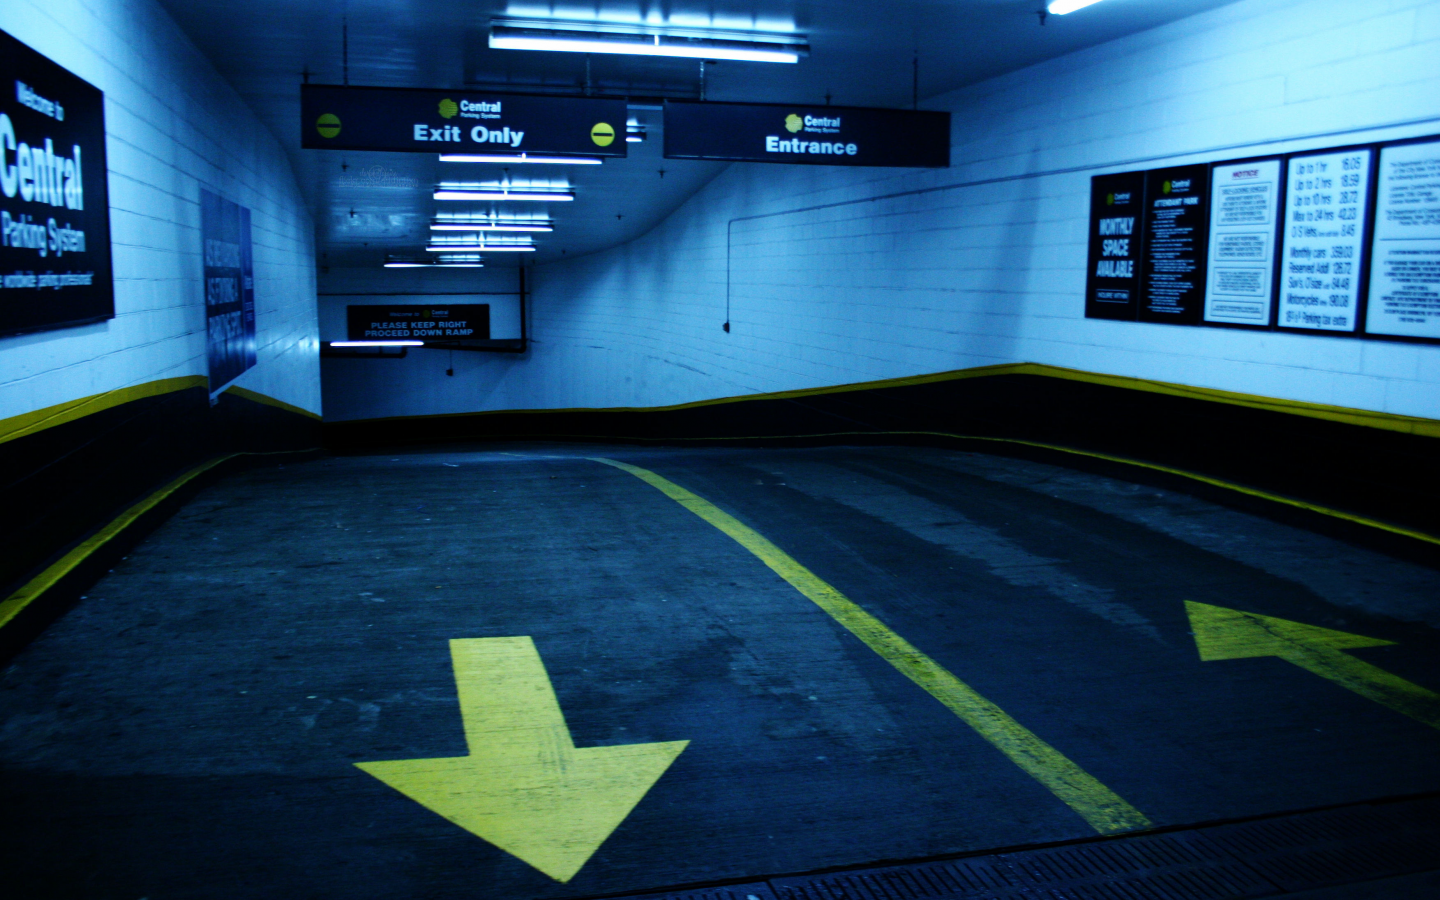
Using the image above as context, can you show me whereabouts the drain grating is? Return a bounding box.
[600,795,1440,900]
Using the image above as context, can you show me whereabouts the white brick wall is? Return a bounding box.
[320,0,1440,423]
[0,0,320,419]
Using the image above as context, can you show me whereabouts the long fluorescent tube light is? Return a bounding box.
[434,190,574,201]
[431,223,553,232]
[426,244,537,252]
[383,262,428,268]
[1047,0,1105,13]
[439,153,603,164]
[490,23,807,64]
[330,340,425,347]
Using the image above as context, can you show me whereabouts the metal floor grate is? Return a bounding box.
[601,795,1440,900]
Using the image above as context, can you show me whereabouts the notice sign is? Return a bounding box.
[1140,165,1210,324]
[201,190,256,392]
[663,100,949,168]
[347,304,490,341]
[1278,148,1371,332]
[301,85,628,158]
[1365,139,1440,340]
[1204,159,1282,326]
[0,28,114,337]
[1085,171,1146,320]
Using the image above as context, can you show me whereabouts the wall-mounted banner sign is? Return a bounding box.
[1277,148,1373,333]
[1140,165,1210,324]
[1204,159,1282,326]
[663,100,950,168]
[201,190,256,394]
[1084,171,1146,320]
[1365,139,1440,340]
[347,304,490,341]
[0,28,114,337]
[301,85,628,157]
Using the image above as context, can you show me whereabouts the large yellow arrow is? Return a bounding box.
[355,637,689,883]
[1185,601,1440,730]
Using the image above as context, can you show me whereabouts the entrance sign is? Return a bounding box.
[1204,160,1282,326]
[663,100,949,168]
[0,28,114,337]
[301,85,628,158]
[1084,171,1146,320]
[1140,165,1210,324]
[201,190,256,393]
[1278,148,1372,333]
[1365,139,1440,340]
[347,304,490,341]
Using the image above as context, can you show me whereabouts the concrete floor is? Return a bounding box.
[1,444,1437,899]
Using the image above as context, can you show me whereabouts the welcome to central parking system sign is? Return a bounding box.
[663,100,949,168]
[301,85,628,157]
[0,28,114,337]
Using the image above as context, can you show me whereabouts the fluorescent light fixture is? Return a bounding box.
[330,340,425,347]
[434,190,574,201]
[1047,0,1105,13]
[490,21,807,63]
[439,153,602,164]
[426,244,537,252]
[437,263,485,267]
[430,222,553,232]
[626,135,643,143]
[383,262,429,268]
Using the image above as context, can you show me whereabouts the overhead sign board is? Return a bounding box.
[1140,164,1210,324]
[1204,159,1283,327]
[663,100,949,168]
[1084,171,1146,320]
[347,304,491,341]
[1278,148,1372,333]
[301,85,628,157]
[0,28,114,337]
[1365,139,1440,340]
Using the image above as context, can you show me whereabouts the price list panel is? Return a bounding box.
[1277,148,1372,333]
[1365,139,1440,340]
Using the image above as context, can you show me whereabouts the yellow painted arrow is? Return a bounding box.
[355,637,689,883]
[1185,601,1440,730]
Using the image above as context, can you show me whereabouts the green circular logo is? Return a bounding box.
[591,122,615,146]
[438,99,458,119]
[1106,193,1114,205]
[1163,180,1172,194]
[316,113,341,139]
[785,114,803,133]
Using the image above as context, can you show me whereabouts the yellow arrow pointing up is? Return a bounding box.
[355,637,689,883]
[1185,601,1440,731]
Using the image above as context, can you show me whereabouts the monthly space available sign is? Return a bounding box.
[663,100,950,168]
[1204,160,1282,326]
[0,28,114,337]
[1084,171,1146,320]
[1277,148,1372,333]
[1365,139,1440,340]
[201,190,256,393]
[300,85,628,157]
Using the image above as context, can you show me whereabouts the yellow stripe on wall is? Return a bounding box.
[331,362,1440,440]
[223,385,322,421]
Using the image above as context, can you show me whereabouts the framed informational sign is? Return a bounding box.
[663,100,950,168]
[301,85,628,158]
[1277,147,1373,333]
[1204,159,1283,327]
[1084,171,1146,320]
[1140,164,1210,324]
[347,304,490,341]
[1365,138,1440,340]
[0,28,114,337]
[201,190,255,394]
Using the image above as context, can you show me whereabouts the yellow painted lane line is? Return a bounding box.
[0,449,316,631]
[592,457,1152,836]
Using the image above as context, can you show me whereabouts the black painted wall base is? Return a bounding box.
[323,373,1439,566]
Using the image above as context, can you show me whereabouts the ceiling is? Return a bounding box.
[156,0,1245,270]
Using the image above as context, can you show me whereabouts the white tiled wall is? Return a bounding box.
[324,0,1440,423]
[0,0,319,420]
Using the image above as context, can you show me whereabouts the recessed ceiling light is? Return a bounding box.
[490,20,807,64]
